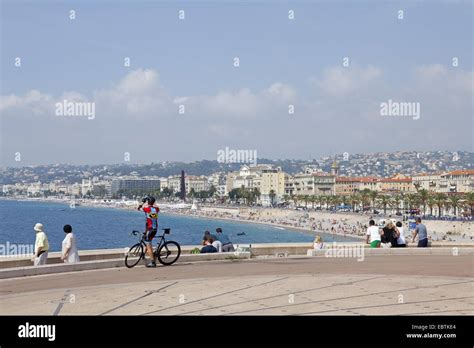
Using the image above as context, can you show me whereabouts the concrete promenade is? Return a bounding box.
[0,253,472,315]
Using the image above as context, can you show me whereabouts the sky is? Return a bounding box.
[0,0,473,166]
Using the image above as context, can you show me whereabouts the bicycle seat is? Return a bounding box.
[162,228,171,234]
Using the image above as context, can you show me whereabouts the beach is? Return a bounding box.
[4,197,470,244]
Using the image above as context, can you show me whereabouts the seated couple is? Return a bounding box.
[200,228,235,253]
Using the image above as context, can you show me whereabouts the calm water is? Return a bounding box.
[0,200,357,252]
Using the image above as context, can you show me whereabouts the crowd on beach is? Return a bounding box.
[167,205,472,243]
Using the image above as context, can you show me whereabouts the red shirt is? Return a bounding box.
[143,206,159,230]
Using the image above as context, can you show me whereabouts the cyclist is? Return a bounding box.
[138,196,160,268]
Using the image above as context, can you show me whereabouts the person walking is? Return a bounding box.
[61,224,80,263]
[32,223,49,266]
[412,217,429,247]
[216,227,235,252]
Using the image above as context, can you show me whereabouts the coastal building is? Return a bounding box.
[412,173,442,192]
[208,172,227,197]
[110,178,161,196]
[291,172,335,196]
[159,177,168,190]
[81,179,93,196]
[335,177,361,195]
[358,177,380,192]
[186,175,209,193]
[68,183,82,197]
[259,168,286,206]
[167,176,181,193]
[226,164,285,205]
[438,170,474,193]
[284,174,294,196]
[378,174,414,194]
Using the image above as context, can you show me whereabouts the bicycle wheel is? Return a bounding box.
[125,243,144,268]
[157,241,181,266]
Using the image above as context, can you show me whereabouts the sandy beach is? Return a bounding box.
[3,197,473,243]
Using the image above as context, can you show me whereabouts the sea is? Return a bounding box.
[0,199,358,252]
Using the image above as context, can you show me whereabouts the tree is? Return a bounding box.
[302,195,310,208]
[417,189,430,215]
[228,188,240,203]
[369,190,378,211]
[447,194,462,217]
[283,194,291,205]
[309,195,317,209]
[349,194,360,212]
[377,195,391,215]
[269,190,276,207]
[427,195,436,216]
[208,185,217,199]
[291,194,299,208]
[434,193,446,218]
[359,189,371,211]
[161,187,174,200]
[465,192,474,217]
[391,194,402,214]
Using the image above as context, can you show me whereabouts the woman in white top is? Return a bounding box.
[61,224,80,263]
[395,221,406,247]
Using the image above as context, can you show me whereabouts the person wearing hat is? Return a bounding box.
[61,224,80,263]
[32,223,49,266]
[216,227,234,252]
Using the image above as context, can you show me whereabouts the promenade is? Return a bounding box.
[1,254,472,315]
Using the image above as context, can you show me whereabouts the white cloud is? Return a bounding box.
[316,65,382,96]
[0,65,471,165]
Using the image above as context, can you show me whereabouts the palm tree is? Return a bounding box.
[391,194,402,214]
[309,195,317,209]
[291,194,299,208]
[447,194,462,217]
[269,189,276,207]
[359,189,371,211]
[377,195,391,215]
[465,192,474,217]
[302,195,310,208]
[316,195,325,210]
[417,189,430,215]
[369,190,378,211]
[332,195,342,209]
[427,195,436,216]
[349,194,360,212]
[434,193,447,218]
[405,193,420,213]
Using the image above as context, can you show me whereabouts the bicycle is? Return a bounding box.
[125,228,181,268]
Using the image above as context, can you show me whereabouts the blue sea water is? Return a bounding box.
[0,200,357,252]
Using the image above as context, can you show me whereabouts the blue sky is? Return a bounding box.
[0,0,472,165]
